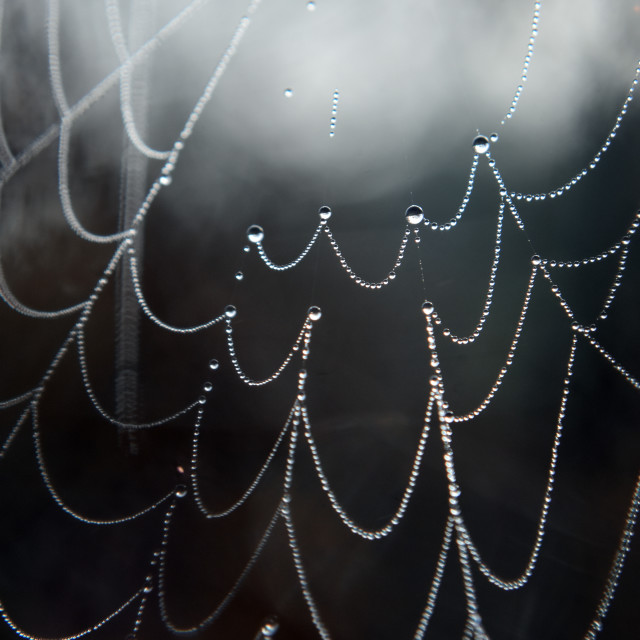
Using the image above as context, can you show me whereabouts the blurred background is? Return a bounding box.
[0,1,639,638]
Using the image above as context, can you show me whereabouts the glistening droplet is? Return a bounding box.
[284,88,293,98]
[308,306,322,321]
[224,305,237,318]
[235,271,244,281]
[176,485,188,498]
[209,359,219,370]
[261,615,280,637]
[472,135,490,154]
[318,205,332,220]
[405,205,424,225]
[247,225,264,243]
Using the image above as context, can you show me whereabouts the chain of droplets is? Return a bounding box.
[128,250,226,333]
[511,60,640,202]
[0,405,31,459]
[157,497,281,635]
[190,401,298,518]
[422,155,479,231]
[225,310,318,386]
[104,0,172,161]
[459,335,577,590]
[300,385,435,540]
[583,471,640,640]
[31,398,175,525]
[0,588,144,640]
[451,266,537,423]
[501,1,541,125]
[433,201,504,344]
[584,334,640,390]
[254,223,323,270]
[329,90,339,137]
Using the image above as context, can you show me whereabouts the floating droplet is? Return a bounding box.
[307,1,316,10]
[235,271,244,281]
[203,382,213,392]
[308,306,322,321]
[261,615,280,637]
[318,205,332,221]
[243,245,250,253]
[429,375,440,387]
[531,255,541,266]
[472,135,490,154]
[422,301,434,315]
[224,305,237,318]
[176,485,188,498]
[284,88,293,98]
[159,175,172,186]
[209,359,219,370]
[198,395,207,405]
[405,205,424,225]
[489,132,499,143]
[247,225,264,243]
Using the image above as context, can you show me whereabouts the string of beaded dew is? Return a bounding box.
[0,1,638,640]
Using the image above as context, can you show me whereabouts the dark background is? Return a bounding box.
[0,1,639,639]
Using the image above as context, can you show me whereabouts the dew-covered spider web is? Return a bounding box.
[0,1,639,639]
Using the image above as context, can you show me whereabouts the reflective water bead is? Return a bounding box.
[209,359,220,370]
[159,175,172,186]
[422,301,434,315]
[198,395,207,404]
[405,205,424,225]
[284,88,293,98]
[176,485,188,498]
[308,306,322,321]
[490,132,499,143]
[243,245,250,253]
[247,225,264,243]
[235,271,244,281]
[318,205,332,220]
[261,615,280,637]
[203,382,213,392]
[531,254,541,266]
[307,1,316,10]
[472,135,490,154]
[224,305,237,318]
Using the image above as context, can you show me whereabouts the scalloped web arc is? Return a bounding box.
[0,1,639,640]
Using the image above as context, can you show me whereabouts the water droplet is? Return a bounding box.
[243,245,250,253]
[284,88,293,98]
[261,615,280,637]
[198,395,207,405]
[235,271,244,281]
[422,301,434,315]
[224,305,237,318]
[308,306,322,321]
[159,175,172,186]
[429,375,440,387]
[489,132,499,143]
[405,205,424,225]
[531,255,541,266]
[203,382,213,392]
[307,1,316,10]
[247,225,264,243]
[209,359,219,370]
[472,135,490,154]
[176,485,188,498]
[318,205,332,220]
[176,465,185,475]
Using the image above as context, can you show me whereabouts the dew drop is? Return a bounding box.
[203,382,213,392]
[307,1,316,10]
[159,175,172,186]
[284,88,293,98]
[308,306,322,321]
[261,615,280,637]
[405,205,424,225]
[531,254,541,266]
[422,301,434,315]
[489,132,499,143]
[318,205,332,220]
[198,395,207,405]
[472,135,490,154]
[243,245,250,253]
[176,485,188,498]
[224,304,237,318]
[235,271,244,281]
[247,225,264,243]
[209,359,219,370]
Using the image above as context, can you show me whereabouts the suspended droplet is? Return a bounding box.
[308,306,322,321]
[531,255,541,266]
[261,615,280,637]
[243,245,250,253]
[235,271,244,281]
[176,485,188,498]
[159,175,172,186]
[247,225,264,243]
[176,465,185,475]
[203,382,213,392]
[422,301,434,315]
[489,132,499,143]
[284,88,293,98]
[224,305,237,318]
[209,359,219,370]
[307,1,316,10]
[405,205,424,225]
[472,135,490,154]
[198,395,207,405]
[429,375,440,387]
[318,205,332,221]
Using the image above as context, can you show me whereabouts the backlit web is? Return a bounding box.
[0,1,639,639]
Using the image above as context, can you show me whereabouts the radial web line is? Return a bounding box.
[0,587,144,640]
[129,253,226,333]
[31,400,175,524]
[584,334,640,390]
[0,404,31,459]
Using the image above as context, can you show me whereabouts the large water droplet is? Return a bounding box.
[209,359,219,370]
[405,205,424,225]
[261,615,280,637]
[284,88,293,98]
[472,135,490,154]
[318,205,332,220]
[308,306,322,321]
[176,485,188,498]
[247,225,264,243]
[489,132,499,143]
[224,305,237,318]
[235,271,244,281]
[422,301,434,316]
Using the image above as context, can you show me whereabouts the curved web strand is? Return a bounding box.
[433,200,505,344]
[47,0,70,117]
[104,0,171,161]
[225,316,313,386]
[32,400,175,524]
[76,327,200,429]
[299,390,435,540]
[254,223,323,271]
[0,587,144,640]
[459,335,577,590]
[323,224,410,288]
[0,404,31,459]
[129,252,226,333]
[157,500,280,635]
[452,266,537,423]
[191,403,297,519]
[511,60,640,202]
